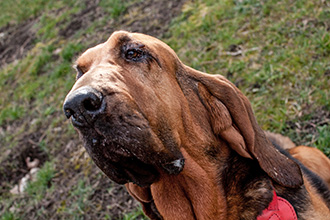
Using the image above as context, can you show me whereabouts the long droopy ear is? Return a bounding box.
[125,183,161,219]
[196,73,303,188]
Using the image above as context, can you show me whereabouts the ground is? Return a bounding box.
[0,0,329,219]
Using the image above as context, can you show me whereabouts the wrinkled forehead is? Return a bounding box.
[107,31,161,48]
[76,31,178,70]
[105,31,173,53]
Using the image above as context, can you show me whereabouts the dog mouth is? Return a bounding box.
[64,87,185,186]
[76,116,185,186]
[76,125,159,186]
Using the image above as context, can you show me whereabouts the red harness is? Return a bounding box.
[257,191,297,220]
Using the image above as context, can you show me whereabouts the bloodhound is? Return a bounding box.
[63,31,330,220]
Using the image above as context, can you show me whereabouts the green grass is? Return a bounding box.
[166,0,330,133]
[0,212,20,220]
[0,0,82,27]
[0,40,84,126]
[315,125,330,157]
[56,179,95,217]
[121,207,148,220]
[26,162,55,201]
[99,0,127,19]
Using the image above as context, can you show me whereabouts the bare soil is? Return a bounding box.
[0,18,37,67]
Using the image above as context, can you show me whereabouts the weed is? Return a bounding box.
[56,178,95,217]
[60,42,84,62]
[315,125,330,157]
[100,0,127,19]
[26,161,55,201]
[0,105,25,126]
[0,211,20,220]
[122,207,148,220]
[0,0,81,28]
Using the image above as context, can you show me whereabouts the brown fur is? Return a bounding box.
[63,31,330,219]
[290,146,330,187]
[265,132,330,187]
[300,177,330,220]
[265,131,296,150]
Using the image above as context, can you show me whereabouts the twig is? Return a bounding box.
[201,47,260,65]
[219,47,260,57]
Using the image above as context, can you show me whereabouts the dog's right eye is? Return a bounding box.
[125,49,144,61]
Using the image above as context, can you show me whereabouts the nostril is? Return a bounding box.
[64,108,74,119]
[63,86,105,126]
[83,97,101,112]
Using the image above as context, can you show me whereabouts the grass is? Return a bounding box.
[0,212,20,220]
[57,179,95,217]
[26,162,55,201]
[121,208,148,220]
[99,0,128,19]
[315,125,330,157]
[0,0,83,27]
[0,0,329,219]
[166,0,329,133]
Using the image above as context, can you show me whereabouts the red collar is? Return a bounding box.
[257,190,297,220]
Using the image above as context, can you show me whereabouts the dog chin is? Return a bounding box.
[77,124,185,185]
[101,162,160,187]
[80,139,159,186]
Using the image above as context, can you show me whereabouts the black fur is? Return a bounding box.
[274,142,330,207]
[220,141,330,220]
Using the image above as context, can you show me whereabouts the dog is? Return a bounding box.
[63,31,330,219]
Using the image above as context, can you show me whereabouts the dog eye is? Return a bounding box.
[125,49,144,61]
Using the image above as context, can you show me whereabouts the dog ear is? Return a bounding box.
[197,74,303,188]
[125,183,162,219]
[126,183,152,203]
[198,84,253,159]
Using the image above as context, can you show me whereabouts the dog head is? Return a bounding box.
[63,31,303,188]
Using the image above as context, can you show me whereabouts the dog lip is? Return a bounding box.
[88,140,159,186]
[71,114,87,127]
[88,127,185,176]
[162,158,185,175]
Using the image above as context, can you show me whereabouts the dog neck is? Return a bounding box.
[150,147,228,220]
[150,147,278,220]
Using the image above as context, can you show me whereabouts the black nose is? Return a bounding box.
[63,86,105,126]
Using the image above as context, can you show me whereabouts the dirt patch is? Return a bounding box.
[0,18,37,67]
[0,133,48,194]
[65,0,188,45]
[285,106,330,146]
[11,139,142,220]
[119,0,186,37]
[59,0,105,38]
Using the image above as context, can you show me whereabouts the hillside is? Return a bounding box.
[0,0,329,219]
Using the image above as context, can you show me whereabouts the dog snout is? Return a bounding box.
[63,86,105,126]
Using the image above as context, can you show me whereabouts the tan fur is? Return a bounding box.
[302,177,330,219]
[265,131,296,150]
[150,148,227,220]
[290,146,330,187]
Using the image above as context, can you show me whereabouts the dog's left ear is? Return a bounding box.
[126,183,162,219]
[197,74,303,188]
[126,183,152,203]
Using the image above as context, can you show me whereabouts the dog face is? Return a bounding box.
[64,31,303,189]
[63,31,186,186]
